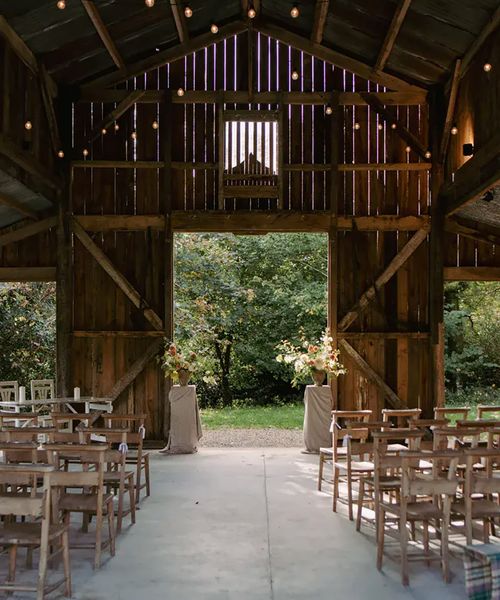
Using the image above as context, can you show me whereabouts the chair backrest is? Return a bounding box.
[51,412,95,432]
[372,430,424,472]
[400,450,461,498]
[0,411,38,427]
[332,410,372,449]
[0,427,55,443]
[434,407,470,422]
[464,448,500,495]
[30,379,54,401]
[44,443,108,489]
[0,441,39,464]
[433,427,483,451]
[382,409,421,428]
[0,464,54,518]
[344,427,371,463]
[0,381,19,408]
[101,413,147,432]
[477,406,500,420]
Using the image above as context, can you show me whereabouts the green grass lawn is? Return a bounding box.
[200,403,304,429]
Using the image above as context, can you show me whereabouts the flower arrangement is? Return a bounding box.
[276,329,346,387]
[161,342,197,382]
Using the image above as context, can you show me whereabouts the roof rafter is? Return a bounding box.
[311,0,330,44]
[170,0,189,43]
[439,59,461,163]
[254,21,425,92]
[374,0,412,72]
[0,192,39,220]
[83,20,247,90]
[81,0,125,70]
[459,4,500,80]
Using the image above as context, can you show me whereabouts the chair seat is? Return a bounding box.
[387,443,408,452]
[0,522,66,545]
[104,471,134,484]
[125,451,149,462]
[381,500,442,519]
[418,459,433,470]
[319,447,334,455]
[59,492,113,512]
[363,475,401,490]
[453,499,500,518]
[334,460,374,472]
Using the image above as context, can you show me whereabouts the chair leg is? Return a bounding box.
[94,510,103,570]
[129,476,136,525]
[7,544,17,594]
[332,466,339,512]
[318,453,324,491]
[347,472,353,521]
[37,532,49,600]
[107,499,116,557]
[483,518,490,544]
[135,461,142,505]
[145,456,151,497]
[62,528,72,598]
[400,511,409,586]
[356,478,364,532]
[376,506,385,571]
[442,514,451,583]
[423,521,430,567]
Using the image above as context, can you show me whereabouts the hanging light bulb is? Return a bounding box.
[391,122,397,129]
[114,122,120,131]
[325,104,333,115]
[290,4,299,18]
[82,148,89,157]
[291,70,299,81]
[152,120,159,130]
[57,150,65,158]
[354,122,361,130]
[424,150,432,159]
[56,0,66,9]
[177,87,185,96]
[405,145,411,153]
[101,128,107,135]
[131,130,137,140]
[24,120,33,130]
[377,123,383,130]
[210,23,219,34]
[184,5,193,17]
[248,4,257,18]
[451,125,458,135]
[145,0,155,7]
[483,62,492,72]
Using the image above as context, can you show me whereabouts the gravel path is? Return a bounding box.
[199,427,303,447]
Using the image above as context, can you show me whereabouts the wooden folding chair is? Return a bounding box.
[377,450,462,585]
[45,444,115,569]
[0,464,71,600]
[477,406,500,420]
[434,406,470,423]
[382,408,421,429]
[318,410,372,492]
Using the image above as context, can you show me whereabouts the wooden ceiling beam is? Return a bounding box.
[442,130,500,215]
[254,21,425,92]
[444,267,500,282]
[374,0,412,72]
[170,0,189,43]
[0,192,39,220]
[459,5,500,79]
[81,0,125,70]
[0,267,56,282]
[311,0,329,44]
[445,216,500,247]
[439,59,461,163]
[0,216,57,248]
[83,21,247,90]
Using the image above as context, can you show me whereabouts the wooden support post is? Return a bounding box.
[327,93,340,409]
[163,93,174,439]
[429,90,445,413]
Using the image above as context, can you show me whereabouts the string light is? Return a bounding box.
[391,122,397,129]
[325,104,332,115]
[184,5,192,17]
[57,150,65,158]
[377,123,383,130]
[152,120,159,130]
[56,0,66,8]
[210,23,219,34]
[82,148,89,157]
[114,123,120,131]
[424,150,432,159]
[248,4,257,18]
[177,87,185,96]
[24,120,33,130]
[291,70,299,81]
[354,122,360,130]
[101,128,107,135]
[290,5,299,18]
[483,62,492,72]
[145,0,155,7]
[405,145,411,153]
[451,125,458,135]
[131,130,137,140]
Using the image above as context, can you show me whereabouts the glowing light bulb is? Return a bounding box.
[451,125,458,135]
[405,145,411,153]
[131,131,137,140]
[483,62,492,72]
[56,0,66,9]
[114,123,120,131]
[291,70,299,81]
[290,5,299,18]
[184,5,192,17]
[177,87,185,97]
[145,0,155,7]
[101,128,107,135]
[325,104,333,115]
[152,120,159,130]
[82,148,89,157]
[424,150,432,159]
[377,123,383,130]
[210,23,219,34]
[57,150,65,158]
[24,120,32,130]
[354,122,360,130]
[248,6,256,18]
[391,122,397,129]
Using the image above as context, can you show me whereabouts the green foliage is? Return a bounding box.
[0,282,56,383]
[200,403,304,429]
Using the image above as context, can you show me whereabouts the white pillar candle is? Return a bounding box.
[73,386,80,400]
[19,386,26,403]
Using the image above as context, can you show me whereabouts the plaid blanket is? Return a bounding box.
[464,544,500,600]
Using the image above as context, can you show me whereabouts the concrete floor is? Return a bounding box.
[63,448,467,600]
